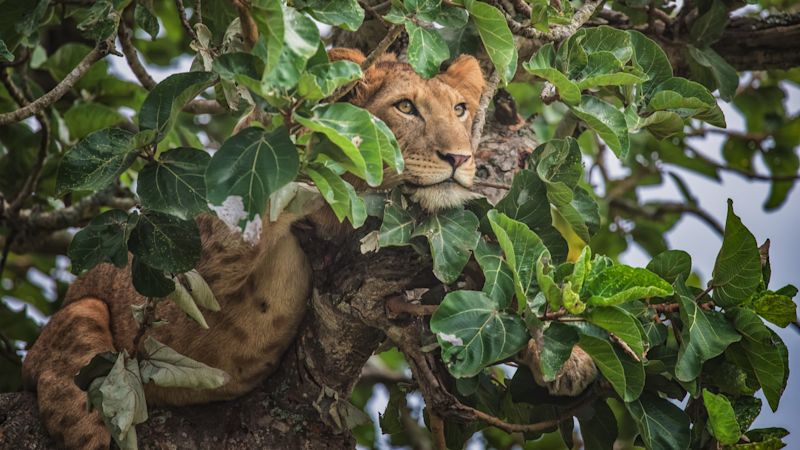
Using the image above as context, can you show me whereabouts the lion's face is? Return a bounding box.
[330,49,486,211]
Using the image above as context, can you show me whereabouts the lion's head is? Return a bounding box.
[329,49,486,211]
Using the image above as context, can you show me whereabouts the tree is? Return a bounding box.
[0,0,798,448]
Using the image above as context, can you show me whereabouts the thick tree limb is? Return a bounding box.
[0,41,115,125]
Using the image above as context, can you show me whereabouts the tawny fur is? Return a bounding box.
[22,49,595,449]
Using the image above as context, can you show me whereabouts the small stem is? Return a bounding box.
[471,71,501,151]
[175,0,199,42]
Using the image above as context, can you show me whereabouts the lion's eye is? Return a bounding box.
[395,99,417,116]
[454,103,467,117]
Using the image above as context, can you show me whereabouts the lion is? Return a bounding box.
[21,48,595,449]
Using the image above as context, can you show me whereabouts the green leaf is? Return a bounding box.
[578,333,644,401]
[379,199,415,247]
[69,210,138,274]
[405,22,449,78]
[713,200,761,308]
[251,0,284,74]
[413,209,480,284]
[206,126,299,221]
[586,306,646,358]
[703,389,741,445]
[625,392,691,450]
[496,169,567,263]
[430,290,529,377]
[56,128,139,195]
[727,307,787,411]
[0,40,12,62]
[763,147,800,210]
[262,6,320,90]
[474,239,515,308]
[487,210,548,306]
[652,77,726,127]
[63,103,125,141]
[212,52,262,81]
[466,0,517,83]
[138,148,210,219]
[296,103,401,186]
[300,0,364,31]
[134,1,159,40]
[689,0,728,45]
[167,275,210,328]
[131,257,175,298]
[571,95,630,158]
[627,30,672,98]
[306,163,366,227]
[128,211,201,273]
[578,399,618,450]
[140,337,229,389]
[647,250,692,283]
[586,265,673,306]
[674,292,741,382]
[139,71,218,141]
[298,60,362,100]
[539,322,580,382]
[751,292,797,328]
[687,46,738,102]
[523,44,580,105]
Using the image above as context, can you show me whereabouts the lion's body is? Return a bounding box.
[22,49,595,449]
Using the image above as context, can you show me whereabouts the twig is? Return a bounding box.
[175,0,199,42]
[0,40,115,125]
[685,145,800,182]
[609,198,724,236]
[119,18,156,90]
[471,70,501,151]
[386,297,439,317]
[429,412,447,450]
[231,0,258,50]
[610,333,640,361]
[0,229,16,280]
[499,0,603,42]
[326,25,404,104]
[474,180,511,190]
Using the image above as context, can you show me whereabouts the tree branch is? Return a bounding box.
[610,198,725,236]
[471,71,502,151]
[119,18,157,90]
[0,40,115,125]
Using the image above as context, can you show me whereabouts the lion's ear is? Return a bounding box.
[439,55,485,109]
[328,48,366,65]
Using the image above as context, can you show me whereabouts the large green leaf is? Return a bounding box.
[379,199,415,247]
[413,209,480,284]
[585,265,673,306]
[63,103,125,141]
[496,169,567,263]
[474,239,515,308]
[137,148,209,219]
[68,210,138,273]
[56,128,139,195]
[405,22,449,78]
[430,290,529,377]
[487,210,548,306]
[674,292,741,382]
[703,389,741,445]
[625,392,691,450]
[689,0,728,45]
[727,307,787,411]
[299,0,364,31]
[751,292,797,328]
[131,257,175,298]
[586,306,647,358]
[578,333,644,401]
[465,0,517,83]
[262,6,320,90]
[127,211,201,273]
[206,127,299,221]
[712,200,761,308]
[523,44,581,105]
[306,163,366,227]
[298,60,362,100]
[251,0,284,74]
[296,103,401,186]
[138,72,218,141]
[571,95,630,158]
[88,352,148,446]
[647,250,692,283]
[627,30,672,98]
[687,46,738,102]
[578,399,618,450]
[539,322,580,382]
[140,337,229,389]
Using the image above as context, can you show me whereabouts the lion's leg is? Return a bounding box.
[22,298,114,450]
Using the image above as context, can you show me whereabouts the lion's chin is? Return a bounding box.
[406,182,482,212]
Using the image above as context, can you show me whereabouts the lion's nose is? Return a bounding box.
[437,152,471,169]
